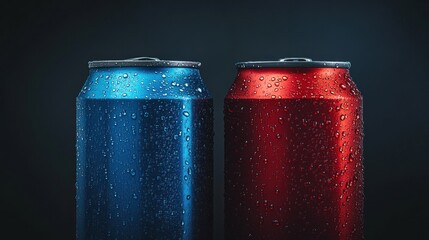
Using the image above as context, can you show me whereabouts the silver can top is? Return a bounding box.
[236,58,351,69]
[88,57,201,68]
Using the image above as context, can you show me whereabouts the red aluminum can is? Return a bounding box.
[224,58,364,240]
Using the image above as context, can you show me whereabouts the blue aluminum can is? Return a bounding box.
[76,57,213,239]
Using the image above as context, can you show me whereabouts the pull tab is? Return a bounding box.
[126,57,161,61]
[279,58,312,62]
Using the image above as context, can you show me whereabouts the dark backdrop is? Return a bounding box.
[2,0,428,239]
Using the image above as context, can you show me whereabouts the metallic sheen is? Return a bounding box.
[77,60,213,239]
[236,57,351,69]
[89,56,201,69]
[225,62,363,239]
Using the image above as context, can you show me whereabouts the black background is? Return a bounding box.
[2,0,429,239]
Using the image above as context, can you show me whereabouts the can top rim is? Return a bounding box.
[236,58,351,69]
[88,57,201,68]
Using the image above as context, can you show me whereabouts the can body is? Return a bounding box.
[225,62,363,239]
[76,61,213,239]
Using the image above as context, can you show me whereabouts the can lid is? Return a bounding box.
[236,58,351,69]
[88,57,201,68]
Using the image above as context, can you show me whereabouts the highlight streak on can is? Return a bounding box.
[225,58,364,240]
[76,57,213,239]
